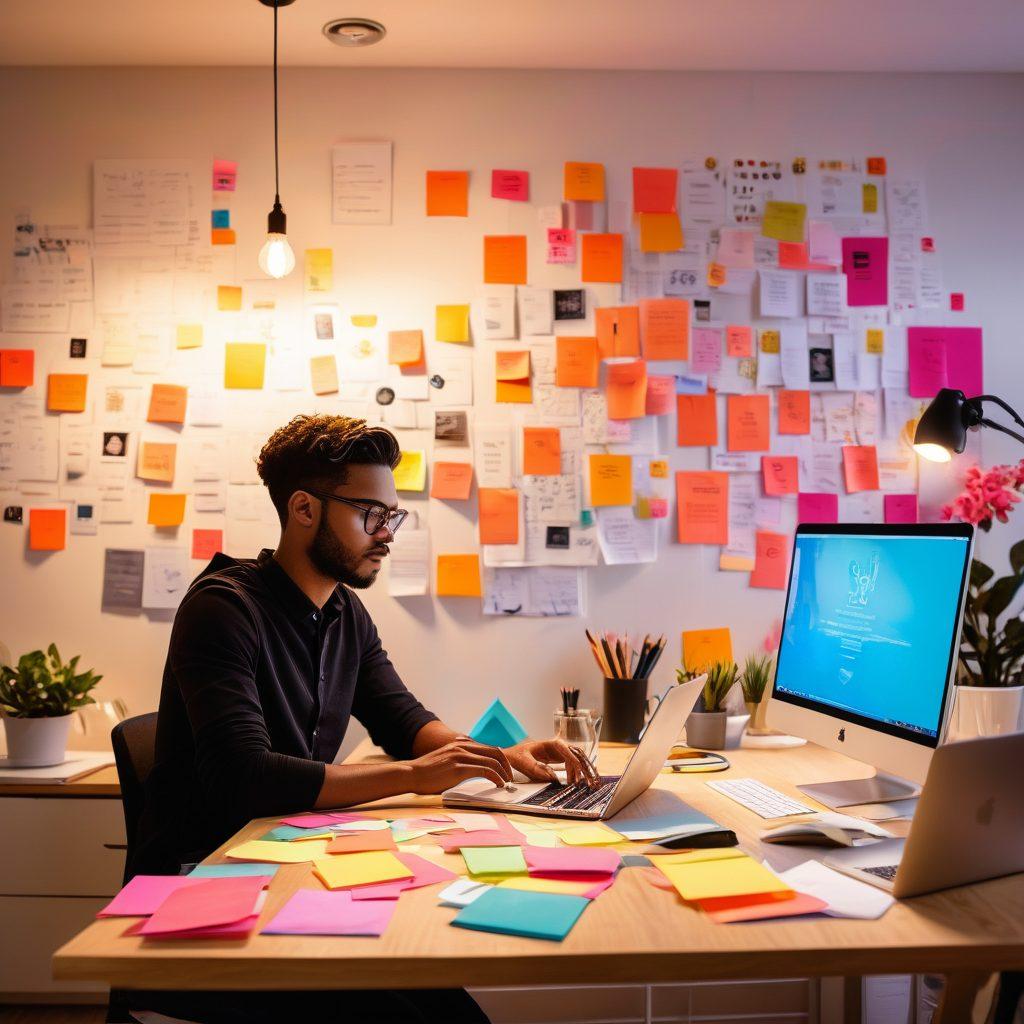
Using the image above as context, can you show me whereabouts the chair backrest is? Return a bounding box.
[110,712,158,883]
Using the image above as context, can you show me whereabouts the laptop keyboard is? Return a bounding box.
[863,864,899,881]
[520,777,618,812]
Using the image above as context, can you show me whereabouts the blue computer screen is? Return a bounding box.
[774,532,970,739]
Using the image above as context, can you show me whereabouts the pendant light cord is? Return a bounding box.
[273,3,280,203]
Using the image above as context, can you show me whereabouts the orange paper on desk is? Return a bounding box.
[762,456,799,496]
[0,349,34,387]
[148,493,187,527]
[750,531,789,589]
[564,161,605,202]
[47,373,87,412]
[727,395,770,452]
[676,471,728,545]
[555,336,599,387]
[388,330,424,367]
[430,462,474,500]
[426,171,468,216]
[639,213,683,253]
[676,391,718,447]
[595,307,640,359]
[843,445,880,492]
[29,508,65,551]
[437,554,482,597]
[581,233,623,283]
[589,454,632,507]
[224,343,266,389]
[217,285,242,312]
[640,299,689,361]
[478,487,519,545]
[725,325,752,358]
[147,384,187,423]
[682,628,733,673]
[606,360,647,420]
[137,441,177,483]
[495,350,531,403]
[778,390,811,434]
[484,235,527,285]
[523,428,561,475]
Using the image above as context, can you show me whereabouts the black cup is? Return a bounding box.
[602,677,651,744]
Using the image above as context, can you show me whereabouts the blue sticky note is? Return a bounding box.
[188,862,281,878]
[452,887,589,942]
[469,698,528,748]
[212,209,230,228]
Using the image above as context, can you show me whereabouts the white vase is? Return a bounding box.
[948,685,1024,742]
[2,714,73,767]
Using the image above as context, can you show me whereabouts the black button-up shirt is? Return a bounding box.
[133,549,438,875]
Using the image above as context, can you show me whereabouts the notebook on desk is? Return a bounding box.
[0,751,114,784]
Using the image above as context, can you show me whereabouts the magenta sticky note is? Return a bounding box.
[950,292,965,311]
[128,912,262,941]
[491,170,529,202]
[98,875,209,917]
[212,158,237,192]
[936,326,983,398]
[137,876,268,935]
[907,332,948,397]
[262,888,397,936]
[797,492,839,524]
[349,853,458,900]
[435,816,526,853]
[841,237,888,306]
[884,494,918,524]
[523,845,620,878]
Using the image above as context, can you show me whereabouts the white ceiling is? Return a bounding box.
[3,0,1024,71]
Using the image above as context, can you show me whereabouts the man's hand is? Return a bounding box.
[505,739,600,788]
[406,739,514,794]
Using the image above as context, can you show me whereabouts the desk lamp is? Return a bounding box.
[914,388,1024,462]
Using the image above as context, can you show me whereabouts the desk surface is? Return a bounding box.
[52,740,1024,991]
[0,763,120,798]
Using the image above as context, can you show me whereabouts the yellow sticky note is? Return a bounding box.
[313,851,414,891]
[226,839,330,864]
[305,248,333,292]
[759,329,780,354]
[436,304,471,343]
[310,354,339,395]
[351,313,377,328]
[498,877,598,897]
[147,493,187,527]
[557,825,623,846]
[394,450,426,492]
[638,212,683,253]
[650,459,669,479]
[175,324,203,349]
[588,454,633,507]
[649,848,747,867]
[224,342,266,389]
[660,854,791,902]
[682,627,733,673]
[862,183,878,214]
[865,329,885,354]
[761,201,807,244]
[217,285,242,311]
[437,554,482,597]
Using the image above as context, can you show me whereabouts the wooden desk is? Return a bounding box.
[53,742,1021,1020]
[0,764,120,799]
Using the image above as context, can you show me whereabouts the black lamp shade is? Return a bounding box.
[914,388,970,456]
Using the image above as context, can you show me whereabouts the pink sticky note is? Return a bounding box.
[704,891,828,924]
[797,493,839,524]
[841,237,888,306]
[435,816,525,852]
[907,332,948,397]
[884,494,918,523]
[950,292,965,311]
[523,845,620,878]
[262,888,397,936]
[690,327,723,374]
[491,169,529,201]
[546,227,576,264]
[279,813,350,829]
[125,913,261,941]
[212,159,237,192]
[98,875,209,917]
[137,876,268,936]
[349,853,458,900]
[645,375,675,416]
[908,326,983,399]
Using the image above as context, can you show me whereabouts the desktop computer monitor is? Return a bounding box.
[767,522,974,808]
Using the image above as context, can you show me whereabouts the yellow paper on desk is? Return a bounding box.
[660,853,790,901]
[226,839,330,863]
[315,851,415,891]
[498,877,598,898]
[557,824,622,846]
[648,847,746,865]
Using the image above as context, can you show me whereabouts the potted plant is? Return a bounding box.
[680,660,737,750]
[740,654,774,735]
[0,645,102,766]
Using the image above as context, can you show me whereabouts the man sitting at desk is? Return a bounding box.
[131,414,593,1024]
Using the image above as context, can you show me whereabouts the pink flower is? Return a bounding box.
[943,459,1024,532]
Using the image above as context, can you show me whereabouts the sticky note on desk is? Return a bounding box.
[452,887,589,942]
[462,845,528,878]
[263,888,397,937]
[555,825,623,847]
[313,850,414,890]
[658,852,790,901]
[226,839,330,864]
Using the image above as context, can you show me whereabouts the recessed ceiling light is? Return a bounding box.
[323,18,387,47]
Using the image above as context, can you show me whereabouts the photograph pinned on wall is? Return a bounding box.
[694,299,712,323]
[554,288,586,321]
[102,431,129,460]
[809,347,835,383]
[435,410,469,447]
[306,304,340,342]
[69,337,87,358]
[546,526,570,549]
[4,506,23,524]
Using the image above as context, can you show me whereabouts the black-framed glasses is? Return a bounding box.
[306,489,408,536]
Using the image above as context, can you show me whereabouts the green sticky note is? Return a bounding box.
[452,887,589,942]
[461,845,527,878]
[189,862,281,878]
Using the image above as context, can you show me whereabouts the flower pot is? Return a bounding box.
[684,710,727,750]
[948,685,1024,742]
[2,714,73,767]
[745,698,771,735]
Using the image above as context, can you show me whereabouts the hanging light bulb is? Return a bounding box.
[258,0,296,278]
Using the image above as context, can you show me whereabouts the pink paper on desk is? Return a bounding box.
[280,814,349,829]
[797,493,839,524]
[435,816,525,852]
[884,494,918,524]
[907,326,983,398]
[841,237,888,306]
[127,912,262,940]
[262,888,397,936]
[523,845,620,878]
[98,875,210,917]
[703,892,827,923]
[137,876,268,936]
[349,853,459,900]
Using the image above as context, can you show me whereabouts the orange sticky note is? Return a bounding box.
[217,285,242,311]
[727,395,770,452]
[645,375,675,416]
[633,167,678,214]
[29,508,66,551]
[478,487,519,545]
[581,233,623,283]
[778,390,811,435]
[606,360,648,420]
[677,391,718,447]
[676,471,728,545]
[224,343,266,389]
[589,454,633,507]
[46,373,88,412]
[843,445,880,492]
[191,528,223,560]
[778,242,810,270]
[595,307,640,359]
[0,349,34,387]
[555,336,599,387]
[523,428,561,476]
[706,261,728,288]
[682,628,734,673]
[211,228,236,246]
[495,350,531,403]
[638,213,683,253]
[725,325,752,358]
[761,456,799,496]
[147,493,187,527]
[430,461,474,500]
[483,235,527,285]
[564,161,605,202]
[147,384,188,424]
[137,441,177,483]
[750,531,789,589]
[437,554,482,597]
[640,299,689,361]
[388,330,424,367]
[426,171,468,216]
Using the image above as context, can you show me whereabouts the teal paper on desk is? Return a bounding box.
[188,863,281,878]
[452,888,589,942]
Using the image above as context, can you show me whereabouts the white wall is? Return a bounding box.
[1,68,1023,759]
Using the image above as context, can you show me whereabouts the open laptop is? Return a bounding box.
[442,675,705,820]
[824,732,1024,898]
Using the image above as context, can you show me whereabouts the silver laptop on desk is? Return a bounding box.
[442,676,704,821]
[824,732,1024,898]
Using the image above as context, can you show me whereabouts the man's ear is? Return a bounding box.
[287,489,318,530]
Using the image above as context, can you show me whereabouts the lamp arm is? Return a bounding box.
[979,417,1024,448]
[976,395,1024,430]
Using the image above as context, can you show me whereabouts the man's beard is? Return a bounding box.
[309,516,381,590]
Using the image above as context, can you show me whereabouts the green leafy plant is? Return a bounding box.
[959,540,1024,688]
[0,645,102,718]
[695,660,738,713]
[740,653,774,704]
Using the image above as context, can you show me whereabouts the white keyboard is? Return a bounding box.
[707,778,816,819]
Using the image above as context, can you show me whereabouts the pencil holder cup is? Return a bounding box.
[602,677,659,744]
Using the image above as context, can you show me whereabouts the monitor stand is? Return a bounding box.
[797,770,920,810]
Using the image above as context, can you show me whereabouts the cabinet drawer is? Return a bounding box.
[470,985,647,1023]
[0,797,125,896]
[652,978,811,1019]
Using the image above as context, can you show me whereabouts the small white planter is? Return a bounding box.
[2,714,73,767]
[948,685,1024,742]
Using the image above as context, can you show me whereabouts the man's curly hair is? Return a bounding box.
[256,415,401,527]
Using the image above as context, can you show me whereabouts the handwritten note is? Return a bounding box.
[639,298,689,360]
[750,531,788,589]
[555,336,599,387]
[677,391,718,446]
[580,233,623,283]
[426,171,468,216]
[483,235,527,285]
[564,161,605,202]
[842,445,880,493]
[589,454,633,507]
[431,461,474,500]
[676,471,728,544]
[727,395,770,452]
[523,428,561,476]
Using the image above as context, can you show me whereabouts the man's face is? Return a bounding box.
[306,463,400,589]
